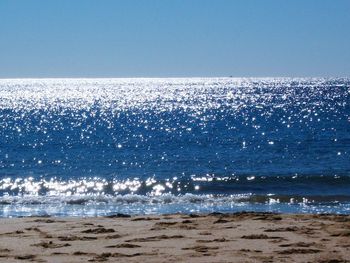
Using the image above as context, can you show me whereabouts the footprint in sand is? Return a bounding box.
[81,227,115,234]
[279,242,317,248]
[131,217,160,221]
[105,243,141,248]
[15,254,37,260]
[276,248,322,254]
[264,226,298,232]
[213,218,230,224]
[126,235,184,242]
[31,241,71,249]
[32,219,65,223]
[88,252,157,262]
[241,234,286,240]
[182,245,219,253]
[58,235,97,241]
[196,237,230,243]
[104,234,124,239]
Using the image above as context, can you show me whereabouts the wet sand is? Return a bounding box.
[0,212,349,262]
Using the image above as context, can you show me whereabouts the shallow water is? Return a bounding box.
[0,78,349,216]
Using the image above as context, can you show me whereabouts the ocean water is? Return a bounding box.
[0,78,349,217]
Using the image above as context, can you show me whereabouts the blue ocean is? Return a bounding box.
[0,78,349,217]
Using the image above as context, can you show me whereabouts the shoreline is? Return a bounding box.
[0,212,349,262]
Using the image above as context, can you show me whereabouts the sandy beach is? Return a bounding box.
[0,212,349,262]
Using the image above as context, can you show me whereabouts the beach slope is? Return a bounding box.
[0,212,349,262]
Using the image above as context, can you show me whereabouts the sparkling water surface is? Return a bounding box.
[0,78,349,216]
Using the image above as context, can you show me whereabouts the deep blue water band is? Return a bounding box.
[0,78,349,216]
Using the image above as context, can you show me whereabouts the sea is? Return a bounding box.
[0,78,349,217]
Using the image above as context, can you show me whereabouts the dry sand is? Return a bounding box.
[0,212,349,262]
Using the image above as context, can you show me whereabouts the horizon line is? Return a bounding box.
[0,76,349,80]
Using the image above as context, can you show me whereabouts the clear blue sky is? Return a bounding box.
[1,0,349,78]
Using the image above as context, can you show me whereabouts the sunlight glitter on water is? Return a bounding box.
[0,78,349,216]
